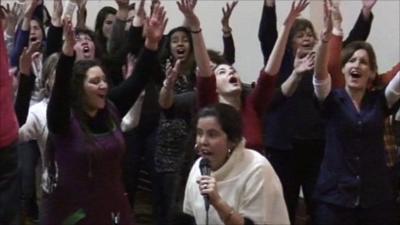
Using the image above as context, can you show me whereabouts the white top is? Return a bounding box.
[19,98,48,167]
[183,141,290,225]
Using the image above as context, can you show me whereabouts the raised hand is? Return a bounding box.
[321,0,333,43]
[330,2,342,30]
[62,17,76,56]
[144,4,167,50]
[163,59,182,90]
[24,0,41,18]
[362,0,377,18]
[19,40,41,75]
[116,0,129,9]
[264,0,275,7]
[284,0,309,26]
[221,0,238,33]
[4,3,19,31]
[293,49,315,75]
[52,0,63,26]
[133,0,146,26]
[77,0,88,11]
[177,0,200,31]
[362,0,377,11]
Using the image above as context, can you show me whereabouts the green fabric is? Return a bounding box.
[62,208,86,225]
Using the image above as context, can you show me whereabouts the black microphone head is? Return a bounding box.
[199,158,211,176]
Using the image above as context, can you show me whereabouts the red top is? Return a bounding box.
[0,23,18,148]
[197,71,277,151]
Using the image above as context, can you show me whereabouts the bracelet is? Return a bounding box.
[222,27,232,34]
[191,28,202,34]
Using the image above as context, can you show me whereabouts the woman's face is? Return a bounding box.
[29,20,44,44]
[291,27,316,52]
[102,14,115,40]
[74,33,96,61]
[82,66,108,115]
[214,64,242,96]
[169,31,191,61]
[196,116,231,171]
[343,49,374,90]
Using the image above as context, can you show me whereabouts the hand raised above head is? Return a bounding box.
[144,4,168,50]
[62,17,76,56]
[115,0,129,9]
[177,0,200,31]
[321,0,333,43]
[221,0,238,31]
[284,0,309,26]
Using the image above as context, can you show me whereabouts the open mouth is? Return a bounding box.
[30,37,37,42]
[350,70,362,78]
[229,77,238,84]
[175,48,186,58]
[82,45,90,53]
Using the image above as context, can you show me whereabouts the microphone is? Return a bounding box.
[199,158,211,211]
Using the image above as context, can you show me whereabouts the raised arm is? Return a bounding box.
[127,0,146,56]
[14,41,41,126]
[221,1,237,65]
[45,0,64,57]
[313,0,333,101]
[107,0,129,54]
[108,4,167,116]
[177,0,211,78]
[343,0,376,46]
[258,0,278,65]
[3,2,21,55]
[10,0,41,67]
[76,0,88,29]
[47,18,75,134]
[264,0,309,76]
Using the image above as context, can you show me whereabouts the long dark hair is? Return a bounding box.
[94,6,117,54]
[160,26,197,86]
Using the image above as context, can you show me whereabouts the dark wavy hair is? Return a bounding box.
[196,103,243,147]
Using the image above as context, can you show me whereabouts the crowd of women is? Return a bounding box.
[0,0,399,224]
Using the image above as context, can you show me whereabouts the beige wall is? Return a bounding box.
[37,0,399,83]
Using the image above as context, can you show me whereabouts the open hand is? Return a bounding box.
[294,49,315,75]
[221,1,238,31]
[284,0,309,26]
[144,4,168,50]
[177,0,200,31]
[163,59,182,90]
